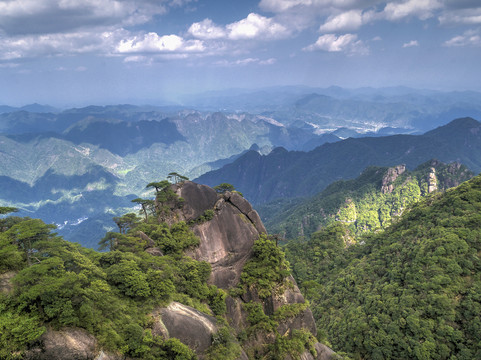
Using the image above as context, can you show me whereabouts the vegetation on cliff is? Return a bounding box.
[263,160,472,240]
[285,174,481,359]
[0,179,320,360]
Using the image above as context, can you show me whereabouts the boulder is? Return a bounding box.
[157,302,217,355]
[24,328,122,360]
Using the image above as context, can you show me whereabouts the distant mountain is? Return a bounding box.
[183,86,481,135]
[260,160,473,239]
[195,117,481,205]
[0,107,321,247]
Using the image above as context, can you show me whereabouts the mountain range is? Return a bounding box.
[196,117,481,205]
[2,86,481,247]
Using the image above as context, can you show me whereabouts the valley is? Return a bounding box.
[2,87,481,248]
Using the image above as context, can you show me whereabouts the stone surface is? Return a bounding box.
[24,328,122,360]
[158,302,218,355]
[381,165,406,194]
[175,182,266,289]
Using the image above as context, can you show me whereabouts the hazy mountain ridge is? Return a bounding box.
[260,160,473,240]
[196,117,481,205]
[0,106,325,246]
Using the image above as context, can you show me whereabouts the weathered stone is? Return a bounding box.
[172,182,265,289]
[176,181,218,222]
[24,328,122,360]
[145,247,164,256]
[158,302,217,355]
[381,165,406,194]
[137,230,155,248]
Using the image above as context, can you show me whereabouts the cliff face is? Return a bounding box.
[21,181,335,360]
[163,181,335,360]
[173,181,266,289]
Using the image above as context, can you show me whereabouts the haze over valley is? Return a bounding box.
[3,0,481,359]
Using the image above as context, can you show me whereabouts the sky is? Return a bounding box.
[0,0,481,106]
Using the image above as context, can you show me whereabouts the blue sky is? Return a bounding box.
[1,0,481,106]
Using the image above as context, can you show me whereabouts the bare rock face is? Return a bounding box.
[175,181,266,289]
[24,328,122,360]
[381,165,406,194]
[156,302,218,354]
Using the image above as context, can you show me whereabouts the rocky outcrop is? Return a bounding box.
[427,167,437,193]
[173,181,266,289]
[24,328,122,360]
[381,165,406,194]
[164,181,336,359]
[155,302,218,354]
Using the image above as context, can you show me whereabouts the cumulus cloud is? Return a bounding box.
[188,13,290,41]
[383,0,442,21]
[226,13,290,40]
[214,57,277,67]
[0,0,174,36]
[188,19,226,39]
[303,33,368,55]
[0,30,125,60]
[443,29,481,47]
[116,33,204,53]
[259,0,378,13]
[439,8,481,25]
[319,9,375,32]
[403,40,419,47]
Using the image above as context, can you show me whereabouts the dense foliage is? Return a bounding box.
[285,175,481,359]
[263,160,472,240]
[0,186,228,359]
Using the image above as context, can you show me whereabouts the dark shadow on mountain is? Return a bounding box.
[62,118,185,156]
[195,117,481,205]
[0,166,120,203]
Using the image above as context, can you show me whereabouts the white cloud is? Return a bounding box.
[303,33,368,55]
[259,0,313,13]
[188,19,226,39]
[214,57,277,67]
[226,13,290,40]
[383,0,442,21]
[116,33,204,53]
[0,30,125,60]
[439,8,481,25]
[443,29,481,47]
[319,9,375,32]
[259,0,376,13]
[187,13,290,42]
[0,0,171,36]
[403,40,419,47]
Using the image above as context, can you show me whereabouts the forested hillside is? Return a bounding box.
[197,117,481,204]
[0,180,333,360]
[285,174,481,359]
[261,160,473,239]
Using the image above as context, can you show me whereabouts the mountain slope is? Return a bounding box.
[285,173,481,359]
[0,182,335,360]
[260,160,473,239]
[196,117,481,204]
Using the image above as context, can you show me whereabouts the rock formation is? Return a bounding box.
[156,181,337,359]
[381,165,406,194]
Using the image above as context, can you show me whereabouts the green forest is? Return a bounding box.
[262,160,472,240]
[2,168,481,359]
[0,179,317,360]
[285,174,481,359]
